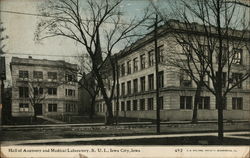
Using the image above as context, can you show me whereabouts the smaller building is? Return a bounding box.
[10,57,79,118]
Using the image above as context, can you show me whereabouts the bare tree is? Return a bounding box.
[35,0,150,124]
[26,80,48,121]
[0,22,8,55]
[156,0,250,141]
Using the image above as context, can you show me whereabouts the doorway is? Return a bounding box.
[35,104,43,115]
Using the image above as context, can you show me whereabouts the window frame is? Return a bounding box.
[148,74,154,90]
[140,54,146,69]
[133,57,138,72]
[148,98,154,110]
[232,97,243,110]
[133,79,138,93]
[180,96,192,110]
[33,71,43,79]
[19,87,29,98]
[19,103,29,112]
[48,87,57,95]
[19,70,29,79]
[148,50,154,67]
[140,76,145,92]
[48,104,57,112]
[139,99,145,111]
[48,72,57,80]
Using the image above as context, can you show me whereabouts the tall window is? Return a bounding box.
[148,50,154,67]
[19,70,28,78]
[133,57,138,72]
[232,49,243,65]
[148,74,154,90]
[158,71,164,88]
[48,104,57,112]
[33,71,43,79]
[34,87,43,96]
[158,45,164,63]
[148,98,154,110]
[127,100,131,111]
[159,96,164,110]
[232,73,243,88]
[65,89,76,96]
[140,99,145,111]
[180,70,192,87]
[127,60,131,74]
[66,103,76,112]
[19,103,29,112]
[133,100,137,111]
[127,81,131,95]
[48,72,57,80]
[121,83,125,96]
[232,97,243,110]
[121,101,125,111]
[133,79,138,93]
[48,88,57,95]
[180,96,192,109]
[19,87,29,98]
[216,72,227,88]
[65,74,76,82]
[198,97,210,109]
[140,76,145,92]
[140,54,146,69]
[121,63,125,76]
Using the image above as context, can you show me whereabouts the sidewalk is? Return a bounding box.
[2,120,249,128]
[1,131,249,146]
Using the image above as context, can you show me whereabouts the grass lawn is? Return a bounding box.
[24,136,250,145]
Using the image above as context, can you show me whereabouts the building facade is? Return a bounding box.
[95,21,250,121]
[10,57,78,117]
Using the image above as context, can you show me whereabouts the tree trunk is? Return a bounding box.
[192,81,202,123]
[89,97,96,119]
[33,105,37,122]
[95,70,114,125]
[216,94,224,143]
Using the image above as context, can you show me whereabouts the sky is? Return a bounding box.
[0,0,152,84]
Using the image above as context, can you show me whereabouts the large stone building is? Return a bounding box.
[95,21,250,121]
[10,57,78,117]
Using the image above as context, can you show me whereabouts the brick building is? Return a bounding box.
[95,21,250,121]
[10,57,78,117]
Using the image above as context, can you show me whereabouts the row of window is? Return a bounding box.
[120,72,164,96]
[19,103,77,112]
[19,87,76,98]
[182,44,243,65]
[180,96,243,110]
[118,71,243,98]
[120,45,164,76]
[179,70,243,88]
[19,103,58,112]
[96,96,243,112]
[19,70,76,82]
[97,97,164,112]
